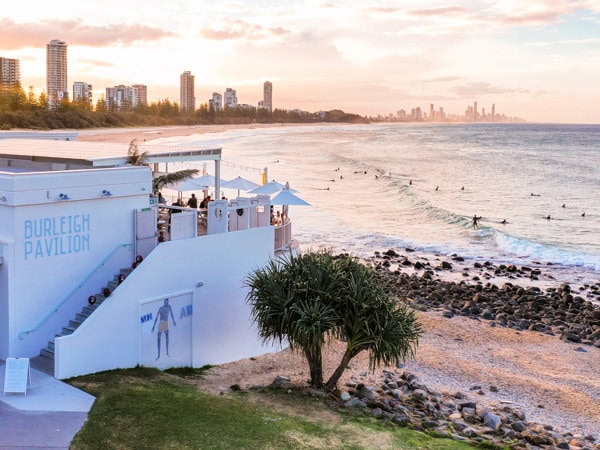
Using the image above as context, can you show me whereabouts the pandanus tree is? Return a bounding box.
[245,250,422,391]
[126,139,199,193]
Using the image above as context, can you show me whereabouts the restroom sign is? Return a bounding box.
[3,357,31,395]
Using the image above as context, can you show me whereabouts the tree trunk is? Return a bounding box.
[324,347,358,392]
[305,345,323,388]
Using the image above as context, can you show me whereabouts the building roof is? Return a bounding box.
[0,139,221,167]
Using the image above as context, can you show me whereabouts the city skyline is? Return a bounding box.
[2,1,600,123]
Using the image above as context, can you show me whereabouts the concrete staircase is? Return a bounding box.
[40,267,133,360]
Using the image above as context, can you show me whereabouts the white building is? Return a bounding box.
[73,82,93,108]
[263,81,273,112]
[0,139,291,379]
[223,88,237,109]
[106,85,136,111]
[0,57,21,89]
[46,39,68,109]
[210,92,222,111]
[180,71,195,112]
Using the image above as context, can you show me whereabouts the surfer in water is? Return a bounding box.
[472,215,482,229]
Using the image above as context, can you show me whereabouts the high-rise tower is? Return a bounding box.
[46,39,68,109]
[263,81,273,112]
[0,57,21,90]
[73,82,92,108]
[223,88,237,109]
[180,71,195,112]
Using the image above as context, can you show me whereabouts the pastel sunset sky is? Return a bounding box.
[2,0,599,123]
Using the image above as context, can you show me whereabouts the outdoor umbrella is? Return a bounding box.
[220,176,261,197]
[248,180,298,195]
[270,189,310,206]
[170,173,219,191]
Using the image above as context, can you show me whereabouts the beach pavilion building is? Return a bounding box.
[0,138,288,379]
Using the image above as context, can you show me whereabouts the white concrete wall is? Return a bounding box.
[55,226,280,379]
[0,166,151,359]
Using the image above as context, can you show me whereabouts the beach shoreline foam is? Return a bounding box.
[81,125,600,444]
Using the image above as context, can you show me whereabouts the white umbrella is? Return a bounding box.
[170,174,219,191]
[248,180,298,195]
[220,176,261,196]
[271,189,310,206]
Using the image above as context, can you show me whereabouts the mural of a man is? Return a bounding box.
[151,298,176,360]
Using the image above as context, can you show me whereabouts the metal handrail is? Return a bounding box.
[18,243,133,339]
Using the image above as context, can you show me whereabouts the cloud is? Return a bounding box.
[0,18,175,50]
[407,6,470,17]
[426,76,464,83]
[200,20,289,41]
[527,37,600,46]
[78,59,116,68]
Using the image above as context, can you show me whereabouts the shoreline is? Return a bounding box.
[199,249,600,442]
[79,125,600,441]
[76,123,323,144]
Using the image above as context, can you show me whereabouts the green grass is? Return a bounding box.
[67,367,495,450]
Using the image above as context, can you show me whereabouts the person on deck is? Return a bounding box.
[199,195,212,209]
[187,193,198,208]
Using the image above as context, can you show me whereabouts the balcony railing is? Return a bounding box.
[274,219,292,252]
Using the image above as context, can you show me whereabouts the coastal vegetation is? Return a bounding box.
[245,250,422,391]
[0,85,367,130]
[126,139,199,193]
[67,366,476,449]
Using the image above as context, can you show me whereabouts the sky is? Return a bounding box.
[2,0,600,123]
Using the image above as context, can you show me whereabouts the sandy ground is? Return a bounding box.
[197,311,600,439]
[81,125,600,440]
[77,123,312,144]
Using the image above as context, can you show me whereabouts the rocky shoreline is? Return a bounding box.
[368,249,600,347]
[268,367,598,449]
[201,247,600,448]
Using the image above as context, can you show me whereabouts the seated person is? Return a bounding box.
[199,195,212,209]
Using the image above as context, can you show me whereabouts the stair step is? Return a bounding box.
[61,326,75,335]
[38,267,131,358]
[69,319,83,329]
[82,306,96,315]
[40,348,55,360]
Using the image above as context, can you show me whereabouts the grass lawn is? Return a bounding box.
[67,367,496,450]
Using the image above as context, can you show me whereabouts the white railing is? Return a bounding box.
[274,219,292,252]
[157,204,293,251]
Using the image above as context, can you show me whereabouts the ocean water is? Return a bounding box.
[156,123,600,284]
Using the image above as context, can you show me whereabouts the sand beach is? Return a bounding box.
[81,125,600,445]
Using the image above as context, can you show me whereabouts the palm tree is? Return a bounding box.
[245,250,422,391]
[127,139,199,194]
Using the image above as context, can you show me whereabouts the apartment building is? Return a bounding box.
[46,39,68,108]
